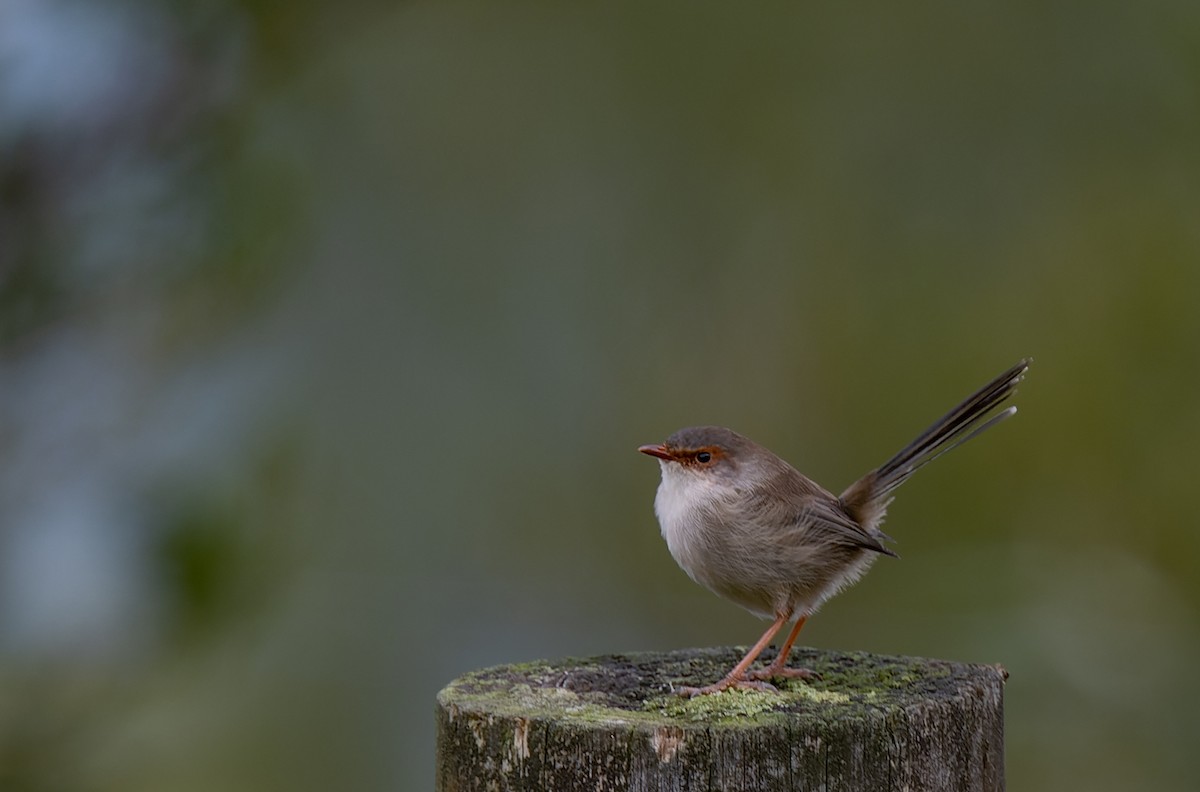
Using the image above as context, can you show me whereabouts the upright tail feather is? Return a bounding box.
[840,359,1030,525]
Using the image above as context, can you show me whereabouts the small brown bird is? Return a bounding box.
[639,360,1029,696]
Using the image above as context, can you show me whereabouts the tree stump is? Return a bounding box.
[436,646,1006,791]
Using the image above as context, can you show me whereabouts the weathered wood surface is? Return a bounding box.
[436,646,1005,792]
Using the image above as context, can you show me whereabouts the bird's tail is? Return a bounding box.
[840,359,1030,527]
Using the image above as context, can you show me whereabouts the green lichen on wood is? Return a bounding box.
[437,647,1007,792]
[439,646,1000,729]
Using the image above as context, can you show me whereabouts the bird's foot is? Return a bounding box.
[747,664,821,682]
[676,675,779,697]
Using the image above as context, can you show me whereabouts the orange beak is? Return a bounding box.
[638,444,672,461]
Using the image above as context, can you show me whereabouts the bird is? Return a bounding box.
[638,359,1029,696]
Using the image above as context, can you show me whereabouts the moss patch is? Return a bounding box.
[438,646,1005,729]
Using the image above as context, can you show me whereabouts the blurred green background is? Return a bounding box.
[2,1,1199,790]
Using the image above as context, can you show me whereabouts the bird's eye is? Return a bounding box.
[696,451,712,464]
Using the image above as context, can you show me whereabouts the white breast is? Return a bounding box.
[652,463,723,583]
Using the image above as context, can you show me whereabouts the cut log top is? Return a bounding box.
[437,646,1007,792]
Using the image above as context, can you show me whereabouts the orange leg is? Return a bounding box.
[677,613,790,697]
[748,615,819,682]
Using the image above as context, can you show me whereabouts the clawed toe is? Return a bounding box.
[748,665,821,682]
[676,677,779,697]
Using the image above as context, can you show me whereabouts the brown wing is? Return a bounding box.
[794,495,898,557]
[754,465,898,558]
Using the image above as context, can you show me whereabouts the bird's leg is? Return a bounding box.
[748,615,820,681]
[676,613,789,697]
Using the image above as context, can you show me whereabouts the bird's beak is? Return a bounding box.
[638,443,673,461]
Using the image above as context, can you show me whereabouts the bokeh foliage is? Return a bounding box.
[2,1,1199,790]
